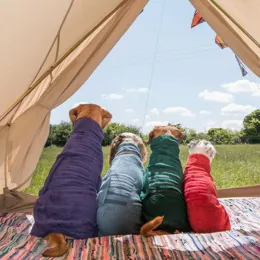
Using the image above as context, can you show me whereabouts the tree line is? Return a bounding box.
[45,109,260,147]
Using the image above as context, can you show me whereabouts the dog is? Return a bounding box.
[184,140,231,233]
[140,126,191,236]
[97,132,147,236]
[31,104,112,257]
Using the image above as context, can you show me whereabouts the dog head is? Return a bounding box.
[188,139,216,163]
[69,104,112,129]
[109,132,147,166]
[147,125,184,145]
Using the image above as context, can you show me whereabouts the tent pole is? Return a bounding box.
[3,124,10,190]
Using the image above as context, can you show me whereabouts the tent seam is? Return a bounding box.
[29,0,75,89]
[209,0,260,48]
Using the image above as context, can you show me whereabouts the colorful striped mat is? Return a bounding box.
[0,198,259,259]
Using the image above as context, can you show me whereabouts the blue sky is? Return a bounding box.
[50,0,260,133]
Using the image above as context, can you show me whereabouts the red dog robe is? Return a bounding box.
[184,154,231,233]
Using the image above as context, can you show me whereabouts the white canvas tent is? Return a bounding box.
[0,0,259,213]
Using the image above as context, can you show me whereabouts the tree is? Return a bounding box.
[196,132,211,141]
[207,128,232,144]
[243,109,260,144]
[102,123,143,146]
[54,121,72,146]
[168,123,198,144]
[228,130,242,145]
[45,121,72,147]
[45,124,57,147]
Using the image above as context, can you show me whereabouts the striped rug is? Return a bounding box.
[0,198,259,259]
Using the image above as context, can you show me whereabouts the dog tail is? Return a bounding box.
[140,216,164,236]
[42,233,69,257]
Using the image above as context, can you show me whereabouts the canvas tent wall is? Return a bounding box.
[0,0,148,212]
[0,0,259,213]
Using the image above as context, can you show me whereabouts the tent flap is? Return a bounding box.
[190,0,260,77]
[0,0,148,212]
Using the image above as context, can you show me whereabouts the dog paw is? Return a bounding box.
[188,139,216,161]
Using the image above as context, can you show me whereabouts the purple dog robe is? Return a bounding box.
[31,118,103,239]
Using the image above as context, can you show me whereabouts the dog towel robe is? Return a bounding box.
[31,118,104,239]
[97,142,144,236]
[141,135,191,233]
[184,154,231,233]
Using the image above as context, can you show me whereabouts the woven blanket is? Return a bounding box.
[0,198,259,259]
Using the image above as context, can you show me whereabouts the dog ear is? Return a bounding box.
[188,140,199,148]
[177,130,185,143]
[109,135,121,165]
[69,107,80,126]
[101,107,112,129]
[138,142,148,164]
[147,130,154,145]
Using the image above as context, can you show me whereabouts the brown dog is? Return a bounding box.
[32,104,112,258]
[69,103,112,128]
[140,125,188,236]
[146,125,184,144]
[109,132,147,166]
[97,133,147,236]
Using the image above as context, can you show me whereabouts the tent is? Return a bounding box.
[0,0,259,213]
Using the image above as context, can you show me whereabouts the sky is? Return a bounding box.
[50,0,260,133]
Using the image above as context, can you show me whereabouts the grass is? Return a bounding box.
[24,144,260,195]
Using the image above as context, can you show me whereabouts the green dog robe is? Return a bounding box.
[141,135,191,233]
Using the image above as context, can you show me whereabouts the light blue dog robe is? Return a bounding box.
[97,142,144,236]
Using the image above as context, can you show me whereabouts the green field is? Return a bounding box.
[24,145,260,195]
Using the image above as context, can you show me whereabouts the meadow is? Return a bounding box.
[24,144,260,195]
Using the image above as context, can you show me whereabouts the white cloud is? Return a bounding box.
[145,114,150,119]
[221,103,256,116]
[144,121,168,133]
[221,79,260,96]
[150,108,159,116]
[205,120,243,131]
[72,101,88,108]
[132,118,140,123]
[205,121,219,131]
[137,88,149,93]
[222,120,243,131]
[145,121,168,127]
[124,88,148,93]
[125,109,134,113]
[207,121,216,126]
[199,89,233,103]
[200,110,212,115]
[163,107,194,117]
[102,93,124,100]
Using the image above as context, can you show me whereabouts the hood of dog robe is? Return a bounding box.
[184,153,231,233]
[98,141,144,206]
[142,135,183,196]
[31,118,103,239]
[141,135,191,232]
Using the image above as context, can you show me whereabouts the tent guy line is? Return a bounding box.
[141,0,166,131]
